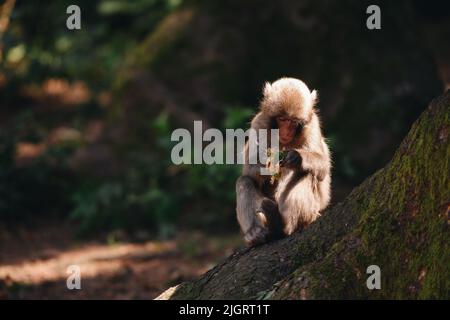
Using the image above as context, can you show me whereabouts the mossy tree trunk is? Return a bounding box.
[158,91,450,300]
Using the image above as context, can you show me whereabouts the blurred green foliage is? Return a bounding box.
[67,106,250,236]
[0,0,185,232]
[0,117,76,221]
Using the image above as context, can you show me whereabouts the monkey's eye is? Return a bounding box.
[296,119,305,128]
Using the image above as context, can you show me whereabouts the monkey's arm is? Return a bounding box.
[242,141,266,185]
[281,145,330,181]
[237,112,284,246]
[296,147,330,181]
[242,111,271,187]
[283,112,331,181]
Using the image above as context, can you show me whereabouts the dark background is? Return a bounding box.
[0,0,448,299]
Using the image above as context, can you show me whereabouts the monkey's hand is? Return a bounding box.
[280,150,302,169]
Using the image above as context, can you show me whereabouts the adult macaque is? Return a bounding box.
[236,77,331,246]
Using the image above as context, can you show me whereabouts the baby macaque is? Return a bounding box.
[236,77,331,246]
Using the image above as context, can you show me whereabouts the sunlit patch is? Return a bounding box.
[21,78,91,107]
[0,226,241,299]
[15,142,46,166]
[0,241,177,285]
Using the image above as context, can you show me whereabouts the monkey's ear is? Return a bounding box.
[310,89,318,106]
[263,82,272,98]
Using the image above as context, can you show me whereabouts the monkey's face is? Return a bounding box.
[276,116,302,145]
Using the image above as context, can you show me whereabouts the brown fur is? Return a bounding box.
[236,77,331,246]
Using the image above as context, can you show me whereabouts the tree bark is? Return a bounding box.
[157,91,450,300]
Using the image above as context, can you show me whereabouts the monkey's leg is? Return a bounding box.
[276,175,322,236]
[259,197,284,240]
[236,176,283,246]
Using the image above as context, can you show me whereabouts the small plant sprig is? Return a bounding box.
[265,148,288,184]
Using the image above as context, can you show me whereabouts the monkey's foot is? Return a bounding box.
[259,199,284,240]
[244,223,270,247]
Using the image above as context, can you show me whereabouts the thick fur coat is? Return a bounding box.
[237,77,331,243]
